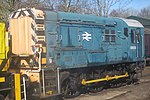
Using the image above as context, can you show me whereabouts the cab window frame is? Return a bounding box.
[104,28,116,42]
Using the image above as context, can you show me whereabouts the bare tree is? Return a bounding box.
[17,0,46,9]
[0,0,47,22]
[96,0,133,16]
[64,0,71,12]
[96,0,121,16]
[0,0,20,22]
[109,8,138,18]
[42,0,56,10]
[0,0,138,22]
[97,0,102,16]
[55,0,81,12]
[74,0,97,14]
[138,6,150,18]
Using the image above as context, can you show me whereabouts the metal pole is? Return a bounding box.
[23,77,27,100]
[57,68,60,94]
[42,69,45,96]
[136,34,138,58]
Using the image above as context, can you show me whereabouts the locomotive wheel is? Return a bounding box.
[88,83,104,93]
[88,86,103,93]
[62,78,80,98]
[96,85,104,92]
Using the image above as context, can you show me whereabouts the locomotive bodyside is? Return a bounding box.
[45,11,144,69]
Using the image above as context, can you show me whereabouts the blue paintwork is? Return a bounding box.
[44,11,144,69]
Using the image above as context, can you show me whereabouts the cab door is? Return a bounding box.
[130,29,137,59]
[130,29,142,60]
[136,29,142,58]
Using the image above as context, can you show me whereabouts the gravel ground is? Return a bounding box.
[66,67,150,100]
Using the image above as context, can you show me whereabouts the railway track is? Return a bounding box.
[105,75,150,100]
[105,90,131,100]
[66,82,150,100]
[104,68,150,100]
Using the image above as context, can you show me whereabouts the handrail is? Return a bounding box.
[29,47,42,73]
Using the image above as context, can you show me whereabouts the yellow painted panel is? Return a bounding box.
[42,58,46,64]
[0,60,2,65]
[0,23,6,59]
[0,77,5,82]
[5,32,9,58]
[42,47,46,53]
[2,58,10,71]
[14,74,21,100]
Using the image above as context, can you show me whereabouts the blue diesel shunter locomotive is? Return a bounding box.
[45,11,144,97]
[9,8,145,98]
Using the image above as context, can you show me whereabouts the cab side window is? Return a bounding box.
[111,30,115,42]
[104,29,116,42]
[131,29,135,43]
[136,29,140,43]
[124,28,128,37]
[105,29,109,42]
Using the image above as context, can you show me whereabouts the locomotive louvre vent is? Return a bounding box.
[36,24,45,31]
[35,19,44,24]
[37,36,45,42]
[36,14,44,19]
